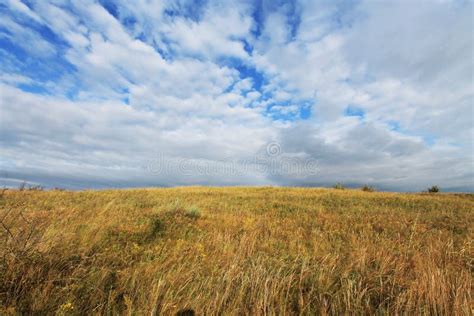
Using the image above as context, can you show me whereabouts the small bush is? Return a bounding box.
[184,205,201,219]
[361,185,375,192]
[147,215,164,239]
[333,183,345,190]
[18,182,26,191]
[166,200,201,219]
[18,182,43,191]
[428,185,440,193]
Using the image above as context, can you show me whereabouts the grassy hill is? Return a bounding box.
[0,187,472,314]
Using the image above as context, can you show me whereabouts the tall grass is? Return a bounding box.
[0,187,472,314]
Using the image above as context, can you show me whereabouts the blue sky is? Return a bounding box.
[0,0,473,191]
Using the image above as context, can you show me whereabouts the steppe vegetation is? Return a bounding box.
[0,187,472,314]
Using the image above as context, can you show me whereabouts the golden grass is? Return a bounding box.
[0,187,472,315]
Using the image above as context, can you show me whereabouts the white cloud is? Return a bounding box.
[0,0,472,191]
[0,14,56,57]
[7,0,43,23]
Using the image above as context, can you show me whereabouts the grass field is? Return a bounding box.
[0,187,472,315]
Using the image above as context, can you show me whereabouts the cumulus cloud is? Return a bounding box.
[0,0,472,191]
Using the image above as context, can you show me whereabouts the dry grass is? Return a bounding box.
[0,187,472,315]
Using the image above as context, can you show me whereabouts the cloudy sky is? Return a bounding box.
[0,0,473,191]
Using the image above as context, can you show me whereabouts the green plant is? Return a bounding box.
[361,185,375,192]
[168,200,201,219]
[333,183,345,190]
[18,182,43,191]
[184,205,201,219]
[428,185,440,193]
[18,182,26,191]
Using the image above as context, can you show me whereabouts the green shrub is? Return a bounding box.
[428,185,440,193]
[184,205,201,219]
[333,183,345,190]
[18,182,43,191]
[361,185,375,192]
[147,215,164,240]
[167,200,201,219]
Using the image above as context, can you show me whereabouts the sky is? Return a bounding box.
[0,0,473,191]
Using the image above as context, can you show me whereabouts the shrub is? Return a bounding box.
[18,182,43,191]
[167,200,201,219]
[147,215,164,239]
[333,183,345,190]
[361,185,375,192]
[18,182,26,191]
[428,185,440,193]
[184,205,201,219]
